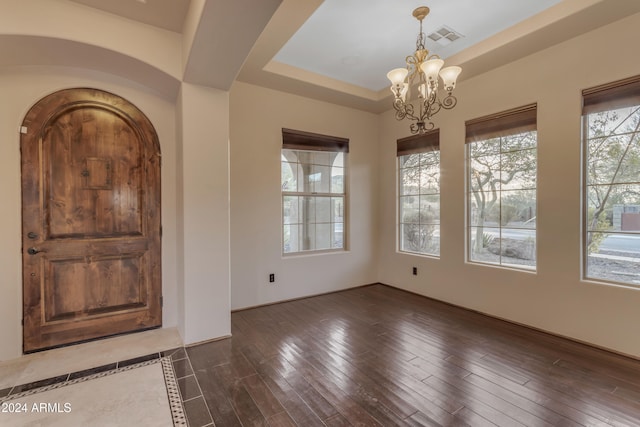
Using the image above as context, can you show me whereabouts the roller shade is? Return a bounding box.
[282,128,349,152]
[397,129,440,156]
[582,75,640,115]
[465,104,537,144]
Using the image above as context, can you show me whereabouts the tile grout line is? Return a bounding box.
[179,348,215,427]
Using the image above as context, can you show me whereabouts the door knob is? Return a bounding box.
[27,247,44,255]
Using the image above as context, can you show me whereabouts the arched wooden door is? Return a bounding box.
[21,88,162,353]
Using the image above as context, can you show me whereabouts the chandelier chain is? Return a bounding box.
[416,20,426,52]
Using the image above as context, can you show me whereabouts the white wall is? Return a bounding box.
[178,83,231,344]
[378,13,640,357]
[229,82,379,310]
[0,66,178,361]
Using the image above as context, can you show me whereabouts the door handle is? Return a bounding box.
[27,247,45,255]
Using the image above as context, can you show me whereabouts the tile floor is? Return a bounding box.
[0,328,212,427]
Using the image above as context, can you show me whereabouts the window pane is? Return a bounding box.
[301,224,315,251]
[283,224,299,253]
[311,151,330,166]
[400,167,420,195]
[315,197,331,223]
[400,153,421,168]
[283,196,299,224]
[420,195,440,224]
[281,161,296,191]
[587,184,640,231]
[500,189,536,229]
[331,166,344,194]
[426,225,440,255]
[586,232,640,283]
[309,165,330,193]
[468,191,493,227]
[586,245,640,284]
[500,148,537,190]
[296,151,312,164]
[419,163,440,194]
[332,197,344,223]
[587,107,640,137]
[469,154,500,192]
[401,223,437,254]
[300,196,316,223]
[332,222,344,249]
[421,150,440,166]
[316,223,331,250]
[296,163,305,192]
[499,228,536,269]
[469,226,500,265]
[501,131,537,152]
[400,196,419,224]
[469,137,500,156]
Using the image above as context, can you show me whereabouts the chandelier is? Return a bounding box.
[387,6,462,134]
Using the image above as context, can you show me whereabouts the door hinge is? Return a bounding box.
[160,225,163,238]
[160,296,163,308]
[21,318,24,326]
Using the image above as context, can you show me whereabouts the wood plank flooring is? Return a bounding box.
[186,284,640,426]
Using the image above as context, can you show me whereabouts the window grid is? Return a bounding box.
[583,103,640,287]
[467,132,538,270]
[282,149,345,254]
[398,150,441,256]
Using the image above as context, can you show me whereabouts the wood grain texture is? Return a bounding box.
[188,284,640,426]
[21,88,162,353]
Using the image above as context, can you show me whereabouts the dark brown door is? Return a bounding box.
[21,88,162,353]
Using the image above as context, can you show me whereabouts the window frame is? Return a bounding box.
[465,104,538,271]
[281,128,349,256]
[397,129,441,257]
[581,76,640,287]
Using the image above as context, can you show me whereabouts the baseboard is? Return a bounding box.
[231,283,379,313]
[184,334,232,348]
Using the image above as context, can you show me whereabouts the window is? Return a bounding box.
[582,76,640,287]
[281,128,348,254]
[398,130,441,256]
[466,104,538,270]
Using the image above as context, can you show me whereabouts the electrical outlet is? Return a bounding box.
[412,267,417,276]
[269,273,275,283]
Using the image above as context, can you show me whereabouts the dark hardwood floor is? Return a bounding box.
[185,284,640,426]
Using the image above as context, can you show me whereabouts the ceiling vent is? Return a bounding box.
[427,26,463,46]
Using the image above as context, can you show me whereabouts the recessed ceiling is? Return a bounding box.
[274,0,563,91]
[69,0,190,33]
[57,0,640,112]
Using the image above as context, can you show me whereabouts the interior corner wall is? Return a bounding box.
[229,81,380,310]
[0,66,178,361]
[178,83,231,344]
[377,12,640,357]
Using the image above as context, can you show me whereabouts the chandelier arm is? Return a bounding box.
[426,98,442,120]
[393,99,422,122]
[441,94,458,110]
